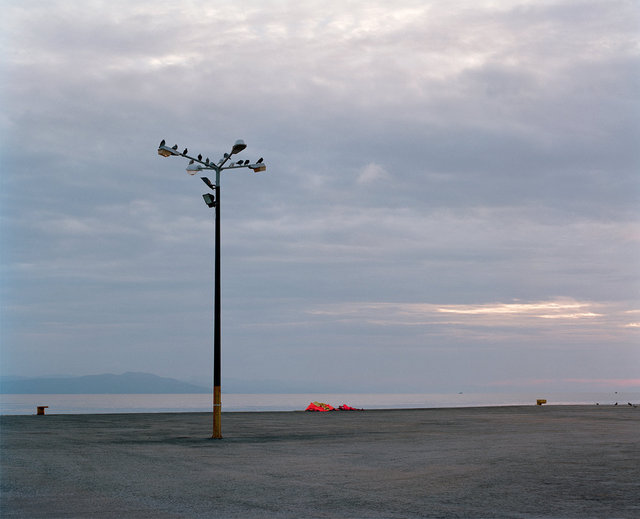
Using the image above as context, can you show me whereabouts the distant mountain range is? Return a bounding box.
[0,372,210,394]
[0,373,365,395]
[0,372,467,394]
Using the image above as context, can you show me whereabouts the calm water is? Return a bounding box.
[2,392,638,415]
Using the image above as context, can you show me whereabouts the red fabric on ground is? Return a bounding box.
[305,402,334,412]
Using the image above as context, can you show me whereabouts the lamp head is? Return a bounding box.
[231,139,247,155]
[158,145,179,157]
[186,163,203,175]
[250,162,267,173]
[202,193,216,208]
[201,177,216,190]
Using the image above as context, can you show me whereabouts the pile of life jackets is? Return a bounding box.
[305,402,362,412]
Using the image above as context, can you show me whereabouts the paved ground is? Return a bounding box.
[1,406,638,518]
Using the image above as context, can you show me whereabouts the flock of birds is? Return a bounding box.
[159,139,263,167]
[595,392,638,407]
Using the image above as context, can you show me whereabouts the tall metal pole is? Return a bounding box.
[213,168,222,439]
[157,138,265,440]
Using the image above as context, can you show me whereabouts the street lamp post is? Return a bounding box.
[157,139,266,439]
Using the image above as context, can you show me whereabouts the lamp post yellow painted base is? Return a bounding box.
[212,386,222,439]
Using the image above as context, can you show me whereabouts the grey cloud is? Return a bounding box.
[1,0,638,391]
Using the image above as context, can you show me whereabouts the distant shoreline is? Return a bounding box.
[2,403,627,417]
[2,391,638,416]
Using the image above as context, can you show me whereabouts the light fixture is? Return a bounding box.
[158,146,176,157]
[250,162,267,173]
[158,141,181,157]
[201,177,216,190]
[202,193,216,208]
[231,139,247,155]
[186,163,202,175]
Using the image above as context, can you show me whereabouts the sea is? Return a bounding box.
[2,392,638,415]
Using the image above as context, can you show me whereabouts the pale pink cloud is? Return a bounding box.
[564,378,640,388]
[489,378,640,388]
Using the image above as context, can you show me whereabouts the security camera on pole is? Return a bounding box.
[157,138,267,439]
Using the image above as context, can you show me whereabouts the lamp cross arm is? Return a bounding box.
[158,144,224,169]
[221,161,267,172]
[221,163,252,170]
[182,153,218,168]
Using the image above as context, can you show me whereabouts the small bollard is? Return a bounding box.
[536,399,547,406]
[37,406,48,415]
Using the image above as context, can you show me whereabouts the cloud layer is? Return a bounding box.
[2,0,638,392]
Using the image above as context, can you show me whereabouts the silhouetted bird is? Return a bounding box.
[205,158,210,164]
[257,157,263,163]
[189,159,194,164]
[160,139,165,147]
[172,144,178,150]
[198,154,202,161]
[183,148,188,155]
[244,160,250,165]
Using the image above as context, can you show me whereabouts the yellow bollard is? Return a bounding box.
[536,399,547,406]
[36,406,48,415]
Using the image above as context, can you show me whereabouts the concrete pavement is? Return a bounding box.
[1,406,638,518]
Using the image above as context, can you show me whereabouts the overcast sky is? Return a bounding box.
[2,0,639,393]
